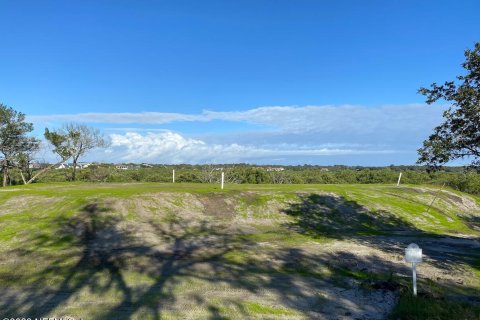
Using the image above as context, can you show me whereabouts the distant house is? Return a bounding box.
[266,167,285,172]
[320,168,329,172]
[55,162,90,170]
[115,165,129,170]
[56,163,68,170]
[78,162,91,169]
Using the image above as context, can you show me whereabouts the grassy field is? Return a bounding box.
[0,182,479,319]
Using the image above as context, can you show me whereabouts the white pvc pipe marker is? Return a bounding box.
[405,243,422,297]
[412,263,417,296]
[172,169,175,183]
[221,172,224,190]
[397,172,402,186]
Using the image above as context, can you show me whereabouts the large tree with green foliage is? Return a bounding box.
[45,123,108,181]
[0,104,39,186]
[418,42,480,169]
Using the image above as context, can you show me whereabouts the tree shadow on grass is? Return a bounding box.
[283,193,417,238]
[282,193,480,295]
[2,202,134,317]
[0,198,409,319]
[192,246,411,319]
[461,215,480,232]
[0,201,243,318]
[1,195,479,319]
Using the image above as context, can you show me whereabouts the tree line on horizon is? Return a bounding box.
[11,163,476,195]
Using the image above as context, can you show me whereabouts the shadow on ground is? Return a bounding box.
[283,193,480,293]
[0,193,479,319]
[283,193,415,237]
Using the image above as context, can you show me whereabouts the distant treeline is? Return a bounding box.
[11,164,480,196]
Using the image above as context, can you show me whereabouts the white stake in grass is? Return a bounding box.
[221,172,224,190]
[405,243,422,296]
[397,172,402,186]
[172,169,175,183]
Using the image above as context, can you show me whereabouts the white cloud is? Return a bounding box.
[108,131,398,164]
[28,104,446,135]
[28,104,447,164]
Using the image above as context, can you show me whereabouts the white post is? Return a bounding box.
[412,262,417,296]
[397,172,402,186]
[172,169,175,183]
[406,243,421,297]
[221,172,224,190]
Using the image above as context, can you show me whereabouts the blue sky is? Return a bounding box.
[0,0,478,165]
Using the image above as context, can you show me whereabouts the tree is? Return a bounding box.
[269,170,290,184]
[417,42,480,169]
[88,165,111,182]
[0,104,39,186]
[223,165,242,184]
[196,165,221,183]
[44,123,108,181]
[16,150,39,184]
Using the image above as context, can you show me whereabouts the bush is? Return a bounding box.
[24,165,480,195]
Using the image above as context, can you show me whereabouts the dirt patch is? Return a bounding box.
[402,187,480,213]
[110,192,204,219]
[307,237,480,288]
[438,190,480,213]
[107,193,210,249]
[200,193,237,218]
[316,283,397,320]
[0,195,64,215]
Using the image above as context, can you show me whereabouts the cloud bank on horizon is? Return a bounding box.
[27,104,447,165]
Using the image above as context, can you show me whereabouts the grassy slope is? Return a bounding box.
[0,183,479,319]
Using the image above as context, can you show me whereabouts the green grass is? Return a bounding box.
[390,294,480,320]
[0,182,479,319]
[242,301,297,316]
